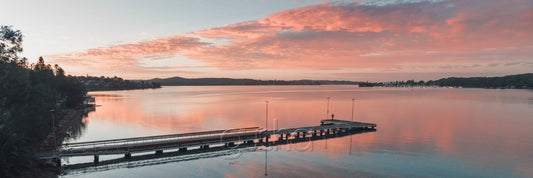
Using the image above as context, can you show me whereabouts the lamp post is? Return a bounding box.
[50,109,56,156]
[351,98,355,121]
[265,101,269,131]
[326,97,330,120]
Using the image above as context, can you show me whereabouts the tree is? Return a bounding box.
[0,25,23,63]
[1,26,87,177]
[34,56,48,71]
[54,64,65,77]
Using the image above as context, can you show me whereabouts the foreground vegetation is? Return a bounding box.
[359,73,533,89]
[1,26,86,177]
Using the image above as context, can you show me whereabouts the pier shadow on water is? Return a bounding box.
[60,128,376,176]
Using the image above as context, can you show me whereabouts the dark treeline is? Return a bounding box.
[359,73,533,89]
[148,77,359,86]
[74,75,161,91]
[359,80,427,87]
[1,26,86,176]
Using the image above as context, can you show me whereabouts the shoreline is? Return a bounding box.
[40,106,91,150]
[22,105,94,178]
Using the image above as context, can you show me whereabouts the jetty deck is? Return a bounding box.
[64,128,375,174]
[37,119,376,166]
[320,119,378,127]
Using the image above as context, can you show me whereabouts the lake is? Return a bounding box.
[61,86,533,177]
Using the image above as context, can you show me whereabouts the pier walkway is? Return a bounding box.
[37,119,376,166]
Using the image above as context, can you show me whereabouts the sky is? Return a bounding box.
[1,0,532,81]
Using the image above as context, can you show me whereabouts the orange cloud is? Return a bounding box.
[49,0,533,79]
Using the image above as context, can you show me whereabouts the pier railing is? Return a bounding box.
[41,127,261,152]
[62,127,261,151]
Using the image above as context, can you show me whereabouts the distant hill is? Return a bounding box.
[359,73,533,89]
[146,77,359,86]
[431,73,533,89]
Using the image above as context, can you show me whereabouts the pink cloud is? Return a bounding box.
[48,36,209,76]
[50,0,533,79]
[186,0,533,70]
[73,36,208,59]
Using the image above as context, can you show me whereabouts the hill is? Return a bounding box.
[431,73,533,89]
[359,73,533,89]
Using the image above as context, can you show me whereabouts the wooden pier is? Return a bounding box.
[64,128,375,175]
[37,119,377,166]
[320,119,377,128]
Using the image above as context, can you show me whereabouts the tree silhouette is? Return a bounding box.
[0,25,23,63]
[1,26,86,177]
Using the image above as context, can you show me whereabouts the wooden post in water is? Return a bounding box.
[94,154,99,164]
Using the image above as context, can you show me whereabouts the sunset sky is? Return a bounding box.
[2,0,532,81]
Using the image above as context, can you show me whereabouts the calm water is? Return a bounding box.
[62,86,533,177]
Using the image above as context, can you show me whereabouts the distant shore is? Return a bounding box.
[146,77,359,86]
[74,76,161,91]
[358,73,533,89]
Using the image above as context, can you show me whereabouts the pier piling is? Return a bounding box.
[93,155,99,164]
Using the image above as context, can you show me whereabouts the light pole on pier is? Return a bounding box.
[351,98,355,121]
[265,101,269,131]
[326,97,330,120]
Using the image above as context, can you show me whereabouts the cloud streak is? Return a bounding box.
[49,0,533,79]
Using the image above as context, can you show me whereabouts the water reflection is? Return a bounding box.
[63,86,533,177]
[62,107,94,143]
